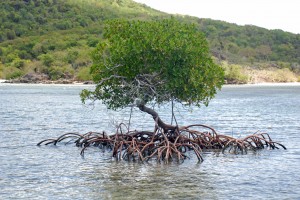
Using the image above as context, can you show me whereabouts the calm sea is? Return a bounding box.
[0,83,299,199]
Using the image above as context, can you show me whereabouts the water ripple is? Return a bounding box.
[0,84,299,199]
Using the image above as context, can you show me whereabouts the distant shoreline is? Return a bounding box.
[0,79,93,85]
[225,82,300,87]
[1,79,300,87]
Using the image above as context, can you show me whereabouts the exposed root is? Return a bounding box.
[37,124,286,163]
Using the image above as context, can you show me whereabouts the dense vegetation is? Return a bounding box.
[81,19,224,109]
[0,0,299,82]
[0,0,165,80]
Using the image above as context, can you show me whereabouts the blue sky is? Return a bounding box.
[134,0,300,34]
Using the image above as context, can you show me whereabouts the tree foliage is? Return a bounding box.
[81,19,224,109]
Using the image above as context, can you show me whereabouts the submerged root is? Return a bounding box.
[37,124,286,163]
[221,132,287,154]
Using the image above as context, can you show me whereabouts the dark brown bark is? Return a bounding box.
[137,103,176,131]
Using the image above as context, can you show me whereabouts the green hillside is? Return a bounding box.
[0,0,299,83]
[0,0,166,80]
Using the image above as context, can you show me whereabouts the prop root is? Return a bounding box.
[37,124,286,163]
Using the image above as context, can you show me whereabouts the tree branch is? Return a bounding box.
[135,100,175,131]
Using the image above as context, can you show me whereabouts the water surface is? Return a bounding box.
[0,83,299,199]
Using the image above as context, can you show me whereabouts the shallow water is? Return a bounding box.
[0,84,299,199]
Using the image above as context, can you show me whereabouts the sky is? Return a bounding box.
[133,0,300,34]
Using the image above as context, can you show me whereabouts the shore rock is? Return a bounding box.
[5,73,50,83]
[3,73,94,84]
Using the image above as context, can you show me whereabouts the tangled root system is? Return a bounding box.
[37,123,286,163]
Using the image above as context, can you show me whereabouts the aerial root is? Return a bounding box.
[37,124,286,163]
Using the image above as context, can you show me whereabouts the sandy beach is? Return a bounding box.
[1,78,299,86]
[240,82,300,87]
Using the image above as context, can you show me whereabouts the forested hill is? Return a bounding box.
[198,18,300,63]
[0,0,164,40]
[0,0,299,83]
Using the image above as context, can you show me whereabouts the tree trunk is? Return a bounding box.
[136,103,176,131]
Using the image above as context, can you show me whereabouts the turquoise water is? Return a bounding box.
[0,84,299,199]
